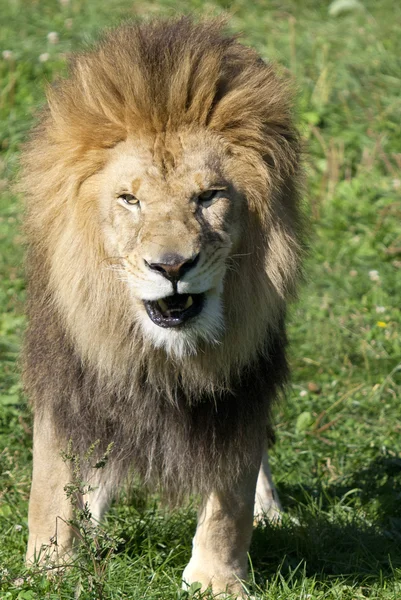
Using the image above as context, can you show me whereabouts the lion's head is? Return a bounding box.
[21,18,302,382]
[95,130,243,356]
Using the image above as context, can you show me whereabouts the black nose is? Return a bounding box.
[144,253,200,282]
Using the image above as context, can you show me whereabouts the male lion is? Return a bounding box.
[21,17,302,597]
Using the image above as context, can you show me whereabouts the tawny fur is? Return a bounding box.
[20,18,302,501]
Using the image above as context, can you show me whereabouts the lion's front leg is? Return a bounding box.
[26,413,76,565]
[182,466,259,597]
[254,448,282,523]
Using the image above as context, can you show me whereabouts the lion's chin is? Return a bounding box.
[143,293,205,328]
[138,291,224,358]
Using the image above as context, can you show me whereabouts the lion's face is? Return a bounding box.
[97,130,244,355]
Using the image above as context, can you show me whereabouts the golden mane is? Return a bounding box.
[37,18,299,163]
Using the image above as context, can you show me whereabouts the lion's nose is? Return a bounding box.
[144,253,200,282]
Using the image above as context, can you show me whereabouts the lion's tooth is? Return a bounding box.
[157,299,169,312]
[184,296,193,309]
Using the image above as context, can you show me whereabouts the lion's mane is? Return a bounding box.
[21,18,302,500]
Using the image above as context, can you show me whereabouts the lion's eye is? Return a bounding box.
[118,193,140,206]
[197,189,221,208]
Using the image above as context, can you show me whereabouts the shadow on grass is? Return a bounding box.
[251,454,401,584]
[108,454,401,591]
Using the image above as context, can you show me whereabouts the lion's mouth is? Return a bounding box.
[143,293,205,328]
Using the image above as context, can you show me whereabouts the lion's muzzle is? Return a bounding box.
[142,252,205,327]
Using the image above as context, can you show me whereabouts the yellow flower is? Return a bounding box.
[376,321,387,328]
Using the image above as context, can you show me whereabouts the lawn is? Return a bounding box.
[0,0,400,598]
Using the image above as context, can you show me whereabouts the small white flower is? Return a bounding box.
[300,390,308,397]
[15,524,22,531]
[375,306,386,313]
[47,31,59,44]
[39,53,50,63]
[369,270,380,281]
[2,50,13,61]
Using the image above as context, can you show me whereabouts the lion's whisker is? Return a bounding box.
[99,255,126,266]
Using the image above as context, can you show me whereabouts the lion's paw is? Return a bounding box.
[182,562,249,598]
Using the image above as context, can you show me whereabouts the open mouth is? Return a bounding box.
[143,293,205,328]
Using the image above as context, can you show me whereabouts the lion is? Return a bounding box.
[20,17,302,597]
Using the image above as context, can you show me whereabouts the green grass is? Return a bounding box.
[1,0,400,598]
